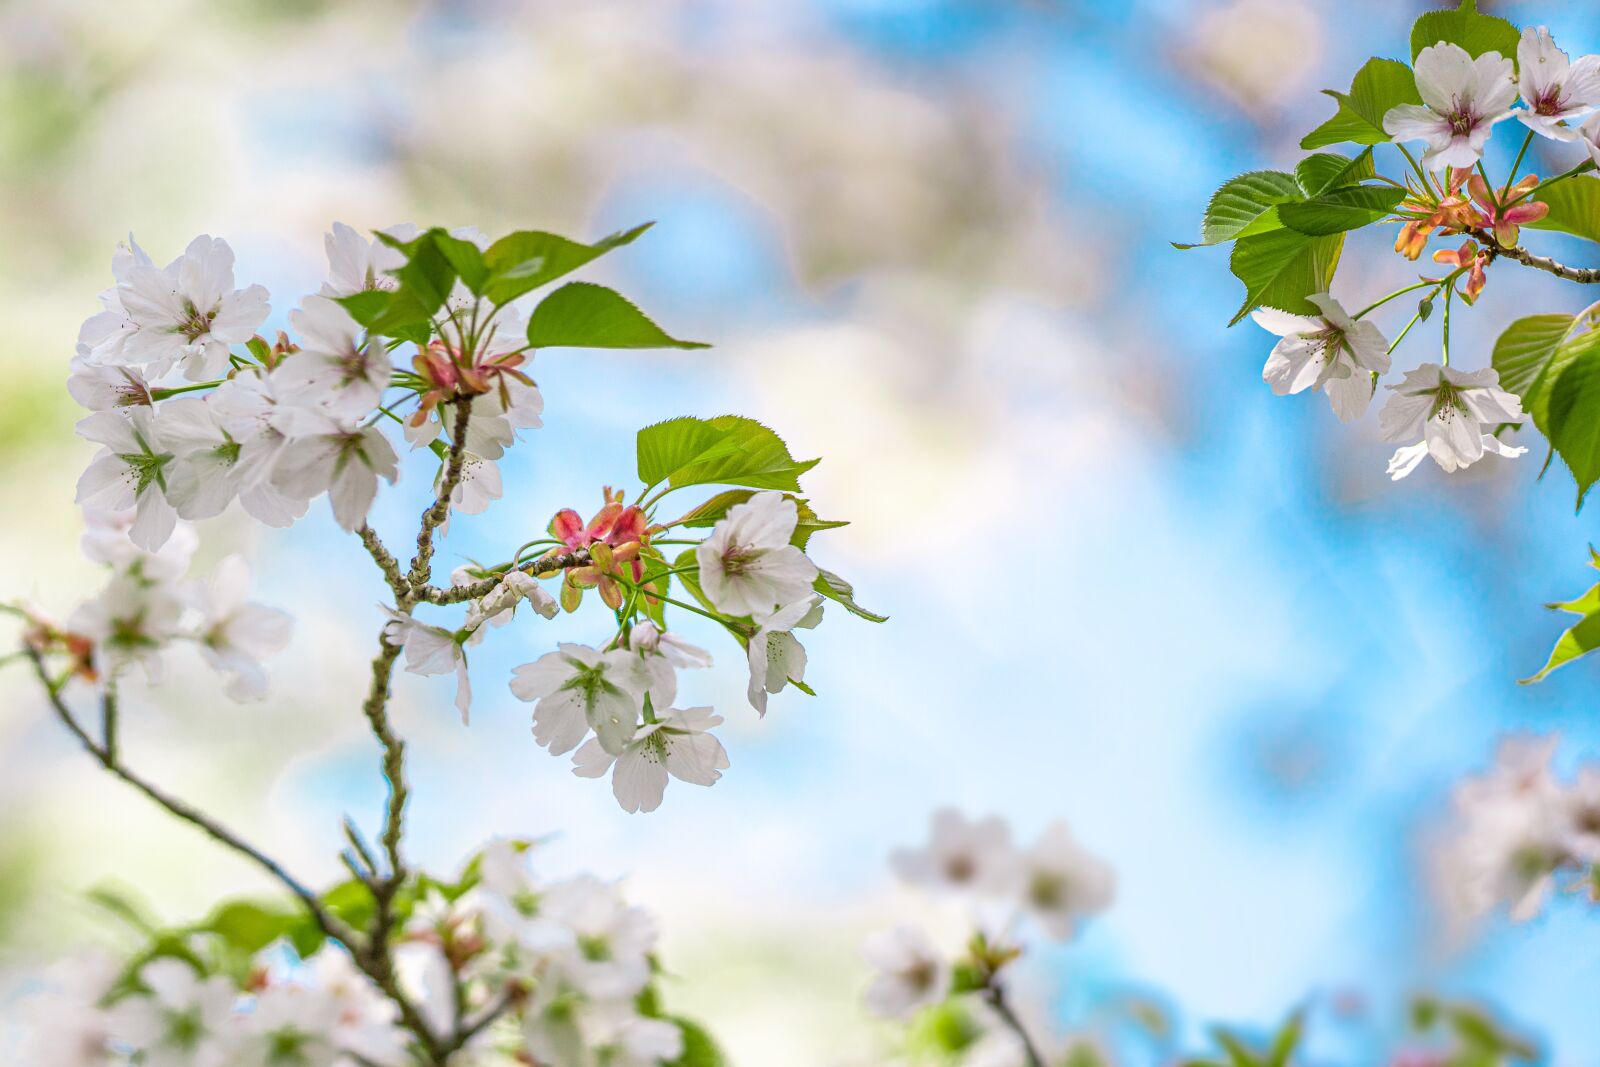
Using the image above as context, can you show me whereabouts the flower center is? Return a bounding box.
[178,300,218,342]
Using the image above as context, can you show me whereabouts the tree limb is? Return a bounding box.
[1474,229,1600,283]
[25,649,359,949]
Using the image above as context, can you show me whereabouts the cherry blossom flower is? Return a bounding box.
[629,621,712,669]
[192,555,293,701]
[383,609,473,722]
[68,571,186,680]
[303,950,410,1067]
[1513,26,1600,140]
[1379,363,1526,478]
[158,396,250,521]
[1016,821,1116,941]
[320,221,410,298]
[275,295,393,420]
[234,985,340,1067]
[696,491,819,616]
[510,643,647,755]
[75,408,179,550]
[438,451,503,524]
[108,234,271,381]
[1251,294,1389,422]
[106,959,237,1067]
[463,569,559,631]
[1561,766,1600,864]
[891,809,1019,896]
[1384,43,1517,170]
[16,952,120,1067]
[273,423,401,531]
[81,508,197,581]
[67,357,152,411]
[861,925,948,1018]
[572,705,730,813]
[77,236,156,367]
[539,874,658,998]
[746,595,823,715]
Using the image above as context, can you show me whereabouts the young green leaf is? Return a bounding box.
[1294,149,1375,197]
[1278,186,1405,236]
[815,567,887,623]
[482,222,654,305]
[367,229,459,334]
[666,1017,729,1067]
[527,282,709,350]
[1227,229,1344,325]
[674,488,848,548]
[637,416,819,492]
[1410,0,1520,63]
[1546,341,1600,508]
[1491,313,1579,423]
[1300,58,1422,150]
[430,230,489,296]
[1174,171,1301,249]
[1525,173,1600,244]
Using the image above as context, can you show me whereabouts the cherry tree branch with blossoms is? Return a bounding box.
[1180,0,1600,682]
[7,219,886,1066]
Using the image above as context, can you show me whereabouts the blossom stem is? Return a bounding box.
[1504,131,1534,197]
[984,981,1044,1067]
[149,380,226,401]
[1442,283,1454,367]
[609,574,735,631]
[1353,280,1438,320]
[1504,159,1596,209]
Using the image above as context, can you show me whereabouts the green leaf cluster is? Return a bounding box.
[332,223,705,352]
[1179,150,1397,324]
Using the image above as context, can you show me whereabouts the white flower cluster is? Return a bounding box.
[507,490,825,812]
[20,842,687,1067]
[863,810,1115,1020]
[70,226,540,551]
[1384,28,1600,172]
[1438,735,1600,923]
[61,511,291,700]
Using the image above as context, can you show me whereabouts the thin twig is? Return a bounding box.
[985,981,1046,1067]
[407,397,474,590]
[25,649,359,949]
[1473,229,1600,283]
[358,524,408,600]
[413,548,593,605]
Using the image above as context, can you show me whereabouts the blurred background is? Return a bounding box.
[3,0,1600,1063]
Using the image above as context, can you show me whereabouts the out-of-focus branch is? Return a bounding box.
[25,649,358,949]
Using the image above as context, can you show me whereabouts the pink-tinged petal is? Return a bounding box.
[1504,202,1550,225]
[548,508,585,544]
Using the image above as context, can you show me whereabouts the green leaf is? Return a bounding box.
[87,883,161,936]
[1228,229,1344,325]
[527,282,708,350]
[814,567,887,623]
[1411,0,1520,63]
[666,1018,728,1067]
[1491,314,1579,423]
[333,289,392,329]
[636,416,818,492]
[674,489,847,549]
[200,900,300,955]
[482,222,654,305]
[1176,171,1301,249]
[1279,185,1405,235]
[1267,1012,1304,1067]
[1546,340,1600,508]
[672,548,719,616]
[1526,174,1600,244]
[1300,58,1422,150]
[368,229,459,334]
[1294,149,1375,196]
[430,231,488,296]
